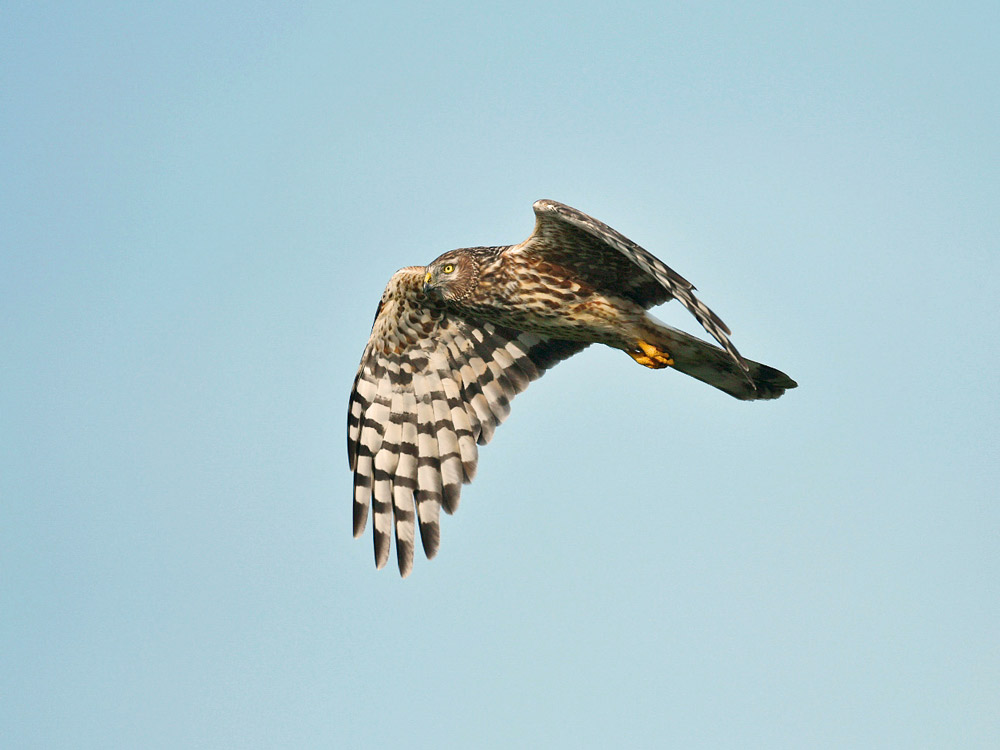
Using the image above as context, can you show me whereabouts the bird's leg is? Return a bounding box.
[627,339,674,369]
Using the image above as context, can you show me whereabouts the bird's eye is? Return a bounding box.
[442,264,455,274]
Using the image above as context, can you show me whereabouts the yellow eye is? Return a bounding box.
[442,264,455,274]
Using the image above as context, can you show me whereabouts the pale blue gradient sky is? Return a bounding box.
[2,2,998,748]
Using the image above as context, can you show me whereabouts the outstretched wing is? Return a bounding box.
[348,267,586,576]
[512,199,749,374]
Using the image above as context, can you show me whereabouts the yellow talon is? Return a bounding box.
[628,340,674,369]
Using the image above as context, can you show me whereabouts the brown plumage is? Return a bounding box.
[348,199,796,576]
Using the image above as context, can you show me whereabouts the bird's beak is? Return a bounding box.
[423,271,432,294]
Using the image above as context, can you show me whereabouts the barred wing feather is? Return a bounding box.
[348,267,585,576]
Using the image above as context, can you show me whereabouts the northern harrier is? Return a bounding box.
[349,199,796,575]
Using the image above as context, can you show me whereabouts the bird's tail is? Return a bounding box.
[641,315,797,401]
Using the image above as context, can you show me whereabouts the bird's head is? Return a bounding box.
[423,249,480,302]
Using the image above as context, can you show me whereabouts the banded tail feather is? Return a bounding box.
[642,314,796,401]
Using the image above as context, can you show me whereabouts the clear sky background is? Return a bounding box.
[2,2,997,748]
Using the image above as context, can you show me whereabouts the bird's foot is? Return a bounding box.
[628,340,674,369]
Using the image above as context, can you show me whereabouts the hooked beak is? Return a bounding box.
[423,271,432,295]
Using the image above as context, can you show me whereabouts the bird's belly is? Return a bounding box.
[462,288,642,345]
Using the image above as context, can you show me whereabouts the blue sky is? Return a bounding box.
[2,2,998,747]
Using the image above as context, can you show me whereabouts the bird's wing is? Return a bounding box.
[511,199,748,374]
[348,267,586,576]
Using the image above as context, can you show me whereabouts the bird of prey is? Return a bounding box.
[348,199,796,576]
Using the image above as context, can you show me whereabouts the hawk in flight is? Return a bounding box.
[348,200,796,575]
